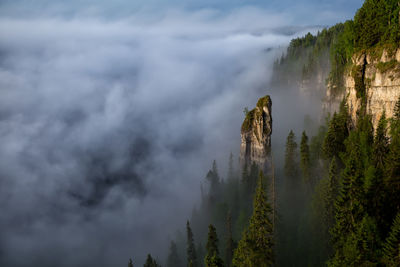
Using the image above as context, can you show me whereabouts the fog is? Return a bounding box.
[0,1,362,266]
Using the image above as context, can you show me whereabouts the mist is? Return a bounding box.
[0,1,362,266]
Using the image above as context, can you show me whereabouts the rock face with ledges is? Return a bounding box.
[324,48,400,130]
[239,95,272,172]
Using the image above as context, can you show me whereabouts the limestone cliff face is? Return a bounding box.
[324,48,400,129]
[239,95,272,172]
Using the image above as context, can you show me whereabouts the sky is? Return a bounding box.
[0,0,363,266]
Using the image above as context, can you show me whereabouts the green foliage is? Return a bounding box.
[272,24,345,90]
[187,221,198,267]
[256,95,271,109]
[351,64,367,100]
[328,21,354,94]
[144,254,160,267]
[353,0,400,49]
[205,225,224,267]
[311,158,339,262]
[206,160,221,203]
[323,99,349,160]
[300,131,311,185]
[382,212,400,266]
[373,113,389,170]
[232,172,273,267]
[394,96,400,121]
[376,59,399,73]
[167,241,182,267]
[128,258,134,267]
[284,130,298,180]
[225,213,235,267]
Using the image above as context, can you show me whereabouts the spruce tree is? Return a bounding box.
[225,212,234,267]
[205,224,224,267]
[385,99,400,229]
[323,100,349,160]
[330,131,365,266]
[167,241,182,267]
[373,112,389,169]
[232,171,273,267]
[128,258,134,267]
[300,131,311,185]
[187,221,198,267]
[207,160,221,204]
[394,96,400,120]
[284,130,298,181]
[382,212,400,266]
[228,152,235,181]
[144,254,160,267]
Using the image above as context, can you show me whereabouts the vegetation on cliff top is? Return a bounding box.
[274,0,400,96]
[241,95,271,133]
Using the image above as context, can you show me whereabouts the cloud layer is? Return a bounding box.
[0,8,318,266]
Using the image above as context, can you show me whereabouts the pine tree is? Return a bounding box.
[144,254,160,267]
[205,224,224,267]
[385,99,400,229]
[232,171,274,267]
[228,152,235,181]
[128,258,134,267]
[225,212,234,267]
[382,212,400,266]
[373,112,389,169]
[300,131,311,185]
[394,96,400,120]
[284,130,298,181]
[330,131,366,266]
[312,158,339,260]
[207,160,221,204]
[187,221,198,267]
[323,100,349,160]
[167,241,182,267]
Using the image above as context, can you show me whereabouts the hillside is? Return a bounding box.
[272,0,400,127]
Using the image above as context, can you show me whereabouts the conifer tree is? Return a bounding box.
[384,98,400,228]
[284,130,298,181]
[207,160,221,204]
[228,152,235,181]
[128,258,134,267]
[330,131,366,266]
[167,241,182,267]
[373,112,389,169]
[187,221,198,267]
[323,158,339,232]
[323,100,349,160]
[205,224,224,267]
[382,212,400,266]
[225,212,234,267]
[232,172,273,267]
[144,254,160,267]
[394,96,400,120]
[300,131,311,185]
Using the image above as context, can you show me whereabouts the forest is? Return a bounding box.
[131,0,400,266]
